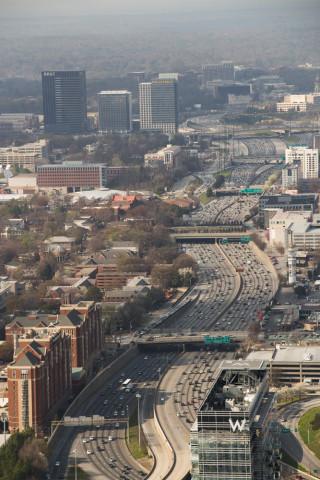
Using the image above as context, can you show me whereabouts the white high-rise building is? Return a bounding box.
[139,78,178,135]
[285,146,319,179]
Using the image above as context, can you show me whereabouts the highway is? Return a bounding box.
[51,352,176,480]
[154,350,235,480]
[279,397,320,475]
[159,242,278,334]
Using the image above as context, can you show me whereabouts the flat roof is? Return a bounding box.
[247,347,320,363]
[219,359,267,370]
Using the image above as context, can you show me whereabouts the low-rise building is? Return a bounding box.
[277,93,320,112]
[247,346,320,384]
[144,144,183,170]
[37,161,108,193]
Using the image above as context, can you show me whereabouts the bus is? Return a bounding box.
[122,379,132,391]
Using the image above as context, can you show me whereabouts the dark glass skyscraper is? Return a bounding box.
[42,71,87,134]
[98,90,132,133]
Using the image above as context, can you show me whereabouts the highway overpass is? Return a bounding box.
[170,230,252,243]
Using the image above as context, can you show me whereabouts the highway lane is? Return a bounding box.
[154,350,234,480]
[51,352,177,480]
[280,397,320,475]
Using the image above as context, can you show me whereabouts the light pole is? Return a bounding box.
[136,393,141,452]
[73,448,77,480]
[129,321,134,334]
[157,367,161,381]
[127,405,130,444]
[1,413,7,445]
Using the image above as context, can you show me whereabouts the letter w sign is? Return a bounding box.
[229,418,247,432]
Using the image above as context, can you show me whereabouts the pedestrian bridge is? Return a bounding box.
[170,230,252,244]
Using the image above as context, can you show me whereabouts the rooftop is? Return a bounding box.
[247,346,320,363]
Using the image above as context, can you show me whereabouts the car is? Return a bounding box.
[115,423,120,428]
[161,397,164,401]
[82,439,87,443]
[108,436,113,441]
[295,476,303,479]
[109,457,116,462]
[89,436,94,440]
[86,450,93,455]
[55,461,60,467]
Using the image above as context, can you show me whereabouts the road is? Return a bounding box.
[279,397,320,475]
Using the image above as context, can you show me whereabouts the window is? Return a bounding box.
[21,370,28,379]
[12,370,16,379]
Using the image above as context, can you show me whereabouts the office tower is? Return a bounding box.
[42,71,87,134]
[285,145,319,179]
[98,90,132,133]
[202,61,235,83]
[190,360,280,480]
[139,78,178,135]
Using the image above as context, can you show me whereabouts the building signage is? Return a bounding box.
[229,418,248,432]
[204,335,230,344]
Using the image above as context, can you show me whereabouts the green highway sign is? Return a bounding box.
[314,470,318,473]
[281,428,290,433]
[295,428,298,432]
[204,335,230,344]
[240,188,262,194]
[241,236,251,243]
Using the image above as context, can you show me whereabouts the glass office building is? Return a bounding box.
[42,70,87,134]
[98,90,132,133]
[190,360,281,480]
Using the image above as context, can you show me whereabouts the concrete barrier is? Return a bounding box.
[49,344,138,455]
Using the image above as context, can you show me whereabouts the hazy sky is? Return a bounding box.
[2,0,317,17]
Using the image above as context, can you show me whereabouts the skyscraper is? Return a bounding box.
[139,78,178,135]
[98,90,132,133]
[42,71,87,134]
[190,360,280,480]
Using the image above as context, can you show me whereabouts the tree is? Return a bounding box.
[38,262,55,281]
[171,133,186,146]
[214,175,225,189]
[154,185,165,196]
[251,232,267,251]
[151,264,174,290]
[84,286,103,302]
[0,343,14,363]
[294,285,306,297]
[248,321,261,341]
[206,186,213,197]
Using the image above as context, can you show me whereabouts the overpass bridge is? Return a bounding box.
[170,230,252,244]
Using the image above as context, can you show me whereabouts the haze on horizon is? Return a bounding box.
[2,0,318,17]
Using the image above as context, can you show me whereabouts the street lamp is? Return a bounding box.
[73,449,77,480]
[126,405,130,444]
[129,321,134,334]
[136,393,141,452]
[157,367,161,381]
[1,413,7,445]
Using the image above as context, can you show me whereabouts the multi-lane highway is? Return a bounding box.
[51,352,176,480]
[161,242,277,333]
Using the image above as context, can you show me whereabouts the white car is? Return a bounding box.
[86,450,93,455]
[55,461,60,467]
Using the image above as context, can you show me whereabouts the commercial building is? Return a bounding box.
[285,146,319,180]
[7,330,72,435]
[98,90,132,133]
[281,164,300,190]
[190,360,280,480]
[206,82,251,101]
[202,61,235,83]
[277,94,320,112]
[139,78,178,135]
[37,161,107,193]
[247,347,320,384]
[42,70,87,134]
[144,144,183,170]
[258,194,318,227]
[268,211,311,248]
[0,114,39,133]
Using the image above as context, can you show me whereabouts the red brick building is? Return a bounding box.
[6,301,103,369]
[7,330,72,435]
[37,161,107,192]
